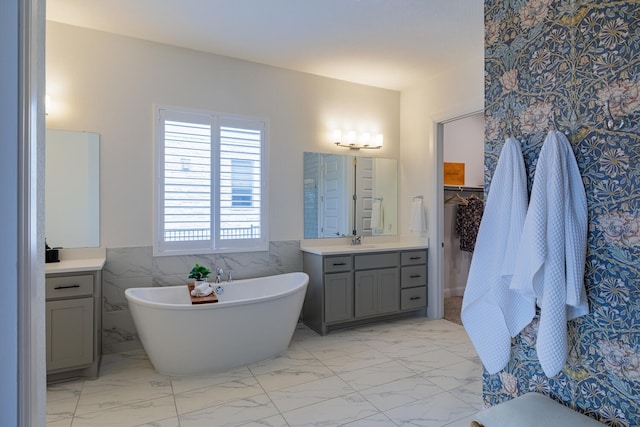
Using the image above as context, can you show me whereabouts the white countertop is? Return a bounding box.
[301,241,428,255]
[45,257,106,274]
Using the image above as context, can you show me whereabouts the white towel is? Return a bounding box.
[191,282,214,297]
[510,130,588,377]
[409,198,426,232]
[461,138,535,374]
[371,199,384,231]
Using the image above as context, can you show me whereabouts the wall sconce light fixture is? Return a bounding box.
[333,129,383,150]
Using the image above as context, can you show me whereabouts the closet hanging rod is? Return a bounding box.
[444,185,483,192]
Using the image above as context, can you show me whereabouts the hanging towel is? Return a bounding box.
[510,130,588,378]
[409,198,426,232]
[371,199,384,231]
[461,138,534,374]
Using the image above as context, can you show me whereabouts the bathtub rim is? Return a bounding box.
[124,271,309,310]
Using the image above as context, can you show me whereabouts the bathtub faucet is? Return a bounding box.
[215,266,224,283]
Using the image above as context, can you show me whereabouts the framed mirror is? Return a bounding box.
[303,152,397,239]
[46,129,100,248]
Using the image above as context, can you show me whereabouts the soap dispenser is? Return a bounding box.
[45,239,60,263]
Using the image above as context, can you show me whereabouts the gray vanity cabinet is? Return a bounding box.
[324,272,353,323]
[303,248,427,335]
[47,296,93,370]
[400,250,428,310]
[303,254,353,333]
[46,270,102,382]
[354,253,400,318]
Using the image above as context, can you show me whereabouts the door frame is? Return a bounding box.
[17,0,46,425]
[432,109,484,320]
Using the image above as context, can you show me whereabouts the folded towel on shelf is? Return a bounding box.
[510,130,588,377]
[371,199,384,231]
[191,282,214,297]
[461,137,534,374]
[409,198,426,232]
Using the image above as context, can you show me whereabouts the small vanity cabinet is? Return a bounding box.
[302,245,427,335]
[45,258,104,383]
[322,255,354,323]
[400,251,428,310]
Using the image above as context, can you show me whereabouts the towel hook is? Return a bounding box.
[604,101,626,130]
[550,110,569,135]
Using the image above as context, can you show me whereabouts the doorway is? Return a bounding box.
[435,111,484,325]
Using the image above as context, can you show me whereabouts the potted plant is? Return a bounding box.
[188,263,211,284]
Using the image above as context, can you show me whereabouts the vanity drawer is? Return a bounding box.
[354,252,399,270]
[401,250,427,266]
[46,274,94,299]
[401,286,427,310]
[401,265,427,288]
[324,256,352,273]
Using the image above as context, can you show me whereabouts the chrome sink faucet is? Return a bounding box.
[351,235,362,246]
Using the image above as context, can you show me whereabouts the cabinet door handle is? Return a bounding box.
[410,256,422,260]
[333,262,346,266]
[410,296,422,301]
[54,284,80,290]
[410,274,422,278]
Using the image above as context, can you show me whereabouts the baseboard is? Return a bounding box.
[444,287,465,298]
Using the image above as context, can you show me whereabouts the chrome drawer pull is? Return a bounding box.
[410,274,421,278]
[409,296,422,301]
[54,284,80,290]
[333,262,347,266]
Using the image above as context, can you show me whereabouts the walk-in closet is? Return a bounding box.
[442,112,484,324]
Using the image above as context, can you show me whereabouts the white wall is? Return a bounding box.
[45,22,400,248]
[400,55,484,317]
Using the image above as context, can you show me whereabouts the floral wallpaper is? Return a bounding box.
[483,1,640,425]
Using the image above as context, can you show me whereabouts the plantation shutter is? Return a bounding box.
[215,116,267,250]
[156,109,213,254]
[154,107,268,256]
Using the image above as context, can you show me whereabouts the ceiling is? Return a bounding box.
[46,0,484,91]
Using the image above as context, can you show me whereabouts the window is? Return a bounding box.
[154,107,268,255]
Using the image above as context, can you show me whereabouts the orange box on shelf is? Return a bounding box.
[444,162,465,186]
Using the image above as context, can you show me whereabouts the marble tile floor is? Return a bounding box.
[47,318,483,427]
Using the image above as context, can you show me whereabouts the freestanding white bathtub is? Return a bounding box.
[124,272,308,376]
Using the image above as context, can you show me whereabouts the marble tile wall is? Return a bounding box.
[101,240,303,353]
